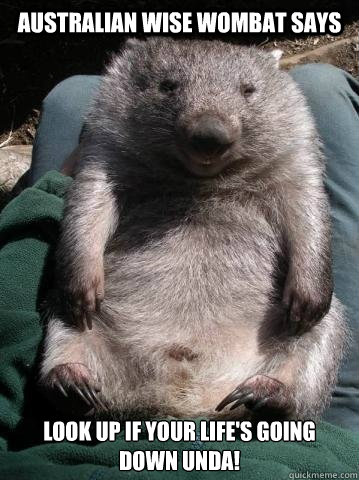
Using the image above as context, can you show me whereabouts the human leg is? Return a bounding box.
[27,75,101,186]
[291,64,359,431]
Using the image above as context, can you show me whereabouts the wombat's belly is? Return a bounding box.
[99,216,283,416]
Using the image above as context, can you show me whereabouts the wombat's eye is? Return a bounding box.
[241,84,256,98]
[135,74,149,91]
[159,79,179,93]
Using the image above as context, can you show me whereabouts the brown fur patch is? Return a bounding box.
[168,345,198,362]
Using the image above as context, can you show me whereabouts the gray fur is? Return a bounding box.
[40,38,347,420]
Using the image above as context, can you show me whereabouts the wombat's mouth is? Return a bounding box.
[176,146,236,178]
[198,159,213,166]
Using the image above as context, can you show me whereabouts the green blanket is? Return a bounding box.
[0,171,358,479]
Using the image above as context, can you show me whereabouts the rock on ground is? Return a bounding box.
[0,145,32,209]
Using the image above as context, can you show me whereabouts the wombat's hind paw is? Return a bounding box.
[216,374,293,418]
[42,363,108,415]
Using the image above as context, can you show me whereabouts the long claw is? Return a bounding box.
[81,310,88,331]
[216,388,251,412]
[73,384,91,406]
[95,396,109,412]
[81,384,98,409]
[85,311,93,330]
[80,381,105,411]
[55,380,68,398]
[229,392,255,410]
[70,304,84,331]
[95,296,103,313]
[85,382,108,411]
[216,395,234,412]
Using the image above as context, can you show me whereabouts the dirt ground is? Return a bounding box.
[0,1,358,147]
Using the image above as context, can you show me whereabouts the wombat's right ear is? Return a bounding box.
[270,49,283,68]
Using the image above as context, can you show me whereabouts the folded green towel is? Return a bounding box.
[0,171,358,479]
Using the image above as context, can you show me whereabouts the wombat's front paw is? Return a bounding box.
[282,273,332,335]
[62,264,104,330]
[41,363,108,416]
[216,374,294,419]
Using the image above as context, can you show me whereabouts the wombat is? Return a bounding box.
[40,37,347,420]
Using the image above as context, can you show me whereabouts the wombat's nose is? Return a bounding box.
[182,115,233,155]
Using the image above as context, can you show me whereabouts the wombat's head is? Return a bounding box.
[92,38,306,178]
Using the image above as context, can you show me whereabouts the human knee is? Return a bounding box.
[290,63,349,99]
[42,76,85,111]
[42,75,101,116]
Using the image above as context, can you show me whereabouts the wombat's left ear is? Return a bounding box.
[270,49,283,68]
[124,37,146,50]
